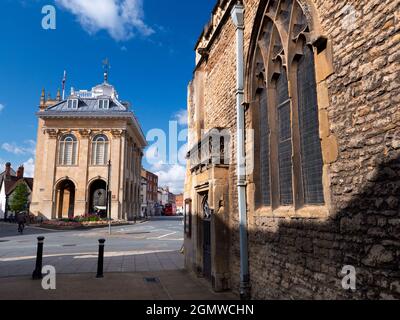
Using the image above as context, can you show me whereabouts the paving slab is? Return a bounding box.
[0,270,237,301]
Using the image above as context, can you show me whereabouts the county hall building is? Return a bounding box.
[30,72,147,221]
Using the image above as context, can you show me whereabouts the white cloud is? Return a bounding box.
[56,0,154,41]
[0,103,5,113]
[153,164,186,194]
[23,158,35,177]
[174,109,188,126]
[1,141,36,156]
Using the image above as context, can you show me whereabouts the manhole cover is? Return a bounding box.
[144,277,159,283]
[0,240,9,243]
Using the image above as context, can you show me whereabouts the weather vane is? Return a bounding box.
[102,58,110,83]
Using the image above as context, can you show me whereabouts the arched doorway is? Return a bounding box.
[88,179,107,217]
[56,180,76,219]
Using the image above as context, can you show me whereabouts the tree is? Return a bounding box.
[9,183,29,213]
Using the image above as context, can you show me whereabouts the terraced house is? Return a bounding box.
[184,0,400,299]
[30,71,147,222]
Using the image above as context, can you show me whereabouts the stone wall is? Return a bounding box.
[186,0,400,300]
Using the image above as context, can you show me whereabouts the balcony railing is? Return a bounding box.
[187,128,231,172]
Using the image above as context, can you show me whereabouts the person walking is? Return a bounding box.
[16,212,26,234]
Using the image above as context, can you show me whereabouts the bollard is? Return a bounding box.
[32,236,45,280]
[96,239,106,278]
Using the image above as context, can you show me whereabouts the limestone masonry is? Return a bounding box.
[184,0,400,299]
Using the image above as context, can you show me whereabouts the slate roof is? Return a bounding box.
[44,98,128,114]
[36,81,148,147]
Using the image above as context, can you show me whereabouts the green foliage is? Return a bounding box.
[9,183,29,213]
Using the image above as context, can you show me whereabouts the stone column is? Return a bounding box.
[75,129,90,215]
[41,129,58,219]
[110,130,124,220]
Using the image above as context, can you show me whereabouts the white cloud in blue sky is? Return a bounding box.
[0,103,5,113]
[1,140,36,156]
[55,0,154,41]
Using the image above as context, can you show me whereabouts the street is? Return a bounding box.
[0,217,184,278]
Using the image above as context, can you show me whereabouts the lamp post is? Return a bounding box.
[106,160,112,235]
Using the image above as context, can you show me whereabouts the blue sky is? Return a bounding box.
[0,0,215,193]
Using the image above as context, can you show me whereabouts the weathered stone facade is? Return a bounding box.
[185,0,400,299]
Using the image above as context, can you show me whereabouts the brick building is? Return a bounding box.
[184,0,400,299]
[144,169,158,216]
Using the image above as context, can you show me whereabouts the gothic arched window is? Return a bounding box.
[59,134,78,166]
[276,66,293,205]
[91,135,109,166]
[251,0,325,209]
[297,46,324,204]
[259,87,271,206]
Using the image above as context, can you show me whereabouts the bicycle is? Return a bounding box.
[18,222,25,234]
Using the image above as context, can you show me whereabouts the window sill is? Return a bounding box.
[254,205,329,219]
[57,165,79,168]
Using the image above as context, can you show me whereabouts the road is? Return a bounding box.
[0,217,184,278]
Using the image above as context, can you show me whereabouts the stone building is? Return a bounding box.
[184,0,400,299]
[30,73,147,221]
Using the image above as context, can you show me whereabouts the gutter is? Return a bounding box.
[231,2,251,300]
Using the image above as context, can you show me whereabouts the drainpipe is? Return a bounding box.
[231,2,251,300]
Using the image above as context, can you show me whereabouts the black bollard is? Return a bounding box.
[96,239,106,278]
[32,236,45,280]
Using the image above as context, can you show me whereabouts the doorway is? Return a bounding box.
[88,179,107,217]
[56,180,76,219]
[202,194,212,281]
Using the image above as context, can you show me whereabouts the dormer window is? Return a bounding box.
[67,99,79,109]
[98,99,110,110]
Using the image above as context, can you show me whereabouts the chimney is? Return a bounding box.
[5,162,11,176]
[17,165,24,179]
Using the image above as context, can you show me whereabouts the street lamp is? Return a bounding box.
[106,160,112,235]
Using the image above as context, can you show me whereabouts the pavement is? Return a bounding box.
[0,217,238,300]
[0,217,184,277]
[0,271,237,300]
[0,218,236,301]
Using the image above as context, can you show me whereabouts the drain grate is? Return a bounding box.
[144,277,159,283]
[62,244,77,247]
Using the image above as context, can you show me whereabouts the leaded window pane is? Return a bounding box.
[297,47,324,204]
[277,68,293,205]
[259,90,271,206]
